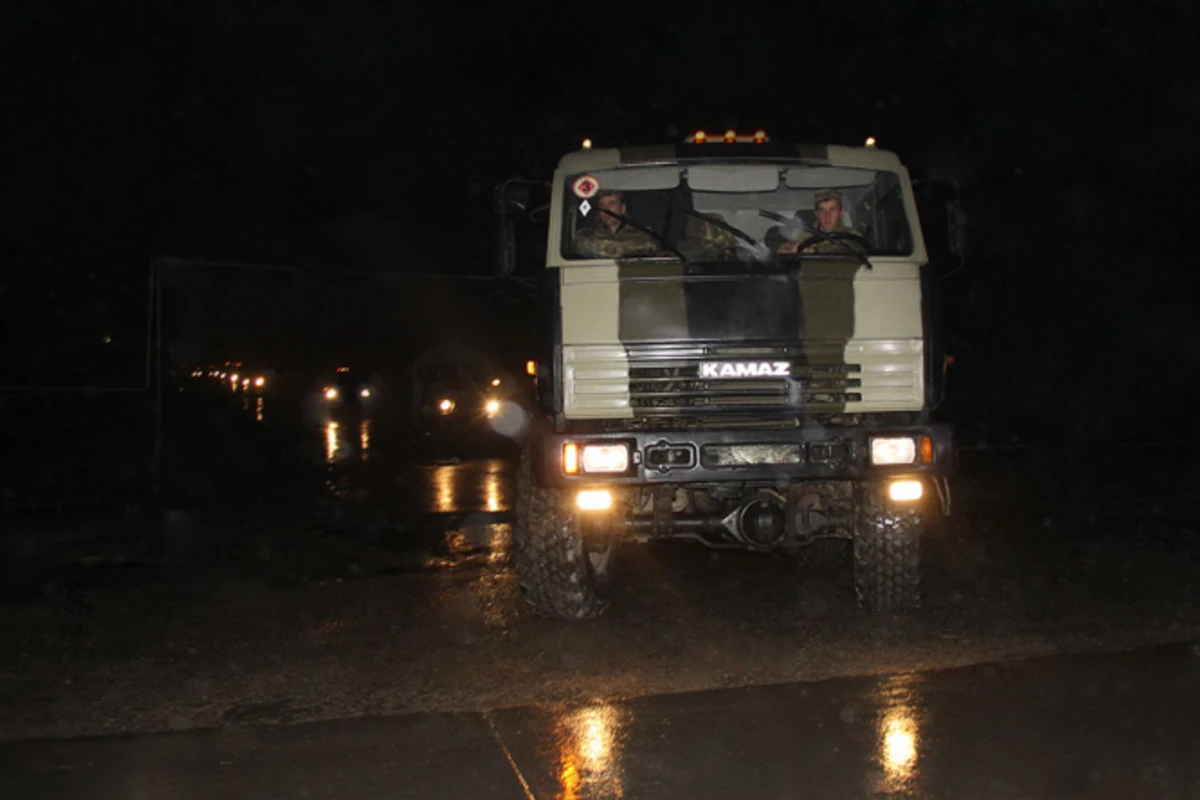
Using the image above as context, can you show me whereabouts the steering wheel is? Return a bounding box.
[794,226,871,253]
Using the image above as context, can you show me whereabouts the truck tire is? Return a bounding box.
[852,483,922,612]
[512,446,611,619]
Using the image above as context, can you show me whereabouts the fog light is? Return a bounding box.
[888,480,923,502]
[576,490,612,511]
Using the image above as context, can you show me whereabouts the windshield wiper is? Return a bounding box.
[678,207,768,257]
[598,209,690,265]
[758,209,873,270]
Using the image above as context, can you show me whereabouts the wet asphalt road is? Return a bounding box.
[4,641,1200,799]
[4,382,1200,796]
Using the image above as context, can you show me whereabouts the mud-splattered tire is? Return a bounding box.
[852,483,922,612]
[512,445,610,620]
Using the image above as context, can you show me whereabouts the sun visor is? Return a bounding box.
[785,167,875,189]
[686,164,780,192]
[585,167,681,191]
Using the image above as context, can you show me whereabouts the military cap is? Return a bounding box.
[814,188,843,206]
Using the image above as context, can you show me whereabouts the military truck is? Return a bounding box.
[495,131,961,619]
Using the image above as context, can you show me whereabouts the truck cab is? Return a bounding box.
[497,132,959,619]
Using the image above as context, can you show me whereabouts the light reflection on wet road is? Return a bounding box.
[287,399,519,576]
[875,673,922,795]
[551,704,628,800]
[7,642,1200,798]
[358,418,370,457]
[324,420,340,463]
[424,460,511,516]
[51,382,1191,797]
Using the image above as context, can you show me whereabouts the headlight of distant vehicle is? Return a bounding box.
[484,399,500,418]
[438,398,455,414]
[870,437,917,465]
[360,388,371,398]
[324,387,339,401]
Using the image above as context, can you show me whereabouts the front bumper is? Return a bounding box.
[533,423,954,487]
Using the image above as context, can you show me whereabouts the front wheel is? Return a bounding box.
[512,446,612,619]
[852,482,923,612]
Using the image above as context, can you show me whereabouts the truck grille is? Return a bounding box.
[626,343,861,415]
[562,340,923,421]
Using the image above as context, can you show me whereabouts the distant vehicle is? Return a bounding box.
[416,365,493,426]
[321,366,379,409]
[410,354,530,458]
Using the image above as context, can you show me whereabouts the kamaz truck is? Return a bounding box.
[495,131,962,619]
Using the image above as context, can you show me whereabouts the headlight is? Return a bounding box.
[582,444,629,473]
[870,437,917,465]
[324,387,339,400]
[484,399,500,417]
[438,398,455,413]
[360,388,371,398]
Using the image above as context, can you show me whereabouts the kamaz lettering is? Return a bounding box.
[700,362,791,379]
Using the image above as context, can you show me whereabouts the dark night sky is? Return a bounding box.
[3,0,1199,436]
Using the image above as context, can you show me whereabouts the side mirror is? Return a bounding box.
[493,178,550,277]
[493,181,528,277]
[497,214,516,276]
[947,200,968,258]
[494,182,531,215]
[913,177,967,271]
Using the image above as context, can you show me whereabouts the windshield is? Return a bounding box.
[561,163,914,261]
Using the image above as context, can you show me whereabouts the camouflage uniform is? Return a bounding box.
[697,218,739,251]
[575,221,657,258]
[793,222,868,254]
[788,188,868,255]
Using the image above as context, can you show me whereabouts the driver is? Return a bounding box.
[575,190,658,258]
[777,188,867,254]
